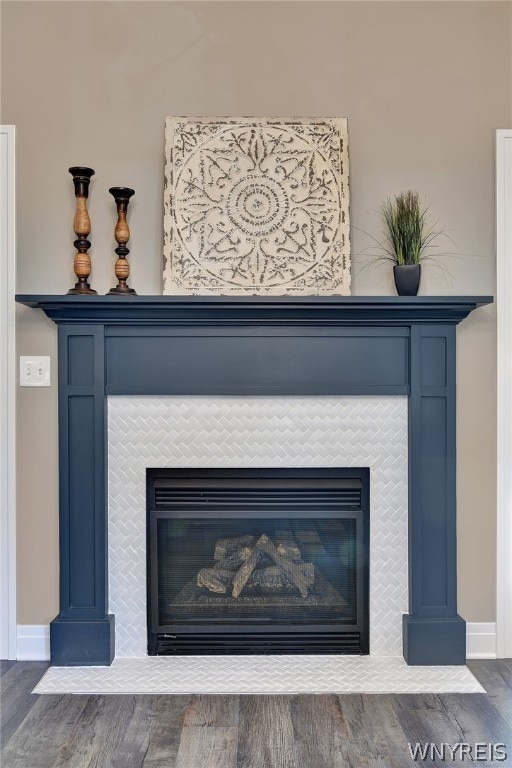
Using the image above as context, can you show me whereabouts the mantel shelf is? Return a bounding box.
[15,294,493,326]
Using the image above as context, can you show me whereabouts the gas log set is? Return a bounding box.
[196,533,317,599]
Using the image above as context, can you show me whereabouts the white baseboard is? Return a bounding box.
[466,622,497,659]
[16,622,498,662]
[16,625,50,661]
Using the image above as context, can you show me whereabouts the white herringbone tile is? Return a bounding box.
[108,397,408,658]
[33,656,484,695]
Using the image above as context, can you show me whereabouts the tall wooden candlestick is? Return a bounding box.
[68,166,96,295]
[108,187,136,295]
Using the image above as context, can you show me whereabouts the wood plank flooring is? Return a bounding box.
[1,660,511,767]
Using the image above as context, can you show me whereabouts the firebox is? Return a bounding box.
[147,468,369,655]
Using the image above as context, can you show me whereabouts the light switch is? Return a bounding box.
[19,356,51,387]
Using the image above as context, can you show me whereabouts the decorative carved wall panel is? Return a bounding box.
[163,117,350,295]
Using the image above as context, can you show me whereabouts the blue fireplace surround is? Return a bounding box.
[16,295,492,666]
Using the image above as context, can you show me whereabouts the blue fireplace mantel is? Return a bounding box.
[16,294,493,666]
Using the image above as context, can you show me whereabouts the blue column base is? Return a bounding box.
[402,614,466,665]
[50,615,115,666]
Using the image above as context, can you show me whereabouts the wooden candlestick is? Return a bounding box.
[108,187,136,295]
[67,166,97,295]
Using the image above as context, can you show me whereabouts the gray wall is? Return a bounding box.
[2,1,510,625]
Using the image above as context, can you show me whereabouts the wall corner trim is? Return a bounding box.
[16,625,50,661]
[466,622,497,660]
[1,125,17,660]
[496,128,512,659]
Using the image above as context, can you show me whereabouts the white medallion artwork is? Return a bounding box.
[163,117,351,295]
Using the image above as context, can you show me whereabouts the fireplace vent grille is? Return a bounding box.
[154,485,362,511]
[155,632,362,655]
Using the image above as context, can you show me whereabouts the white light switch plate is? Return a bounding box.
[19,356,51,386]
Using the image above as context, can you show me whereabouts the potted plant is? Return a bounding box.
[381,190,441,296]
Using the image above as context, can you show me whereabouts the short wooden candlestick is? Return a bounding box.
[68,166,97,295]
[108,187,136,295]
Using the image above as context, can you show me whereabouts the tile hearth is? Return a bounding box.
[33,656,484,695]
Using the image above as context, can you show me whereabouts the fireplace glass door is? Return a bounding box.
[147,469,369,655]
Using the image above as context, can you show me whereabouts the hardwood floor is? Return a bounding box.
[1,660,511,767]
